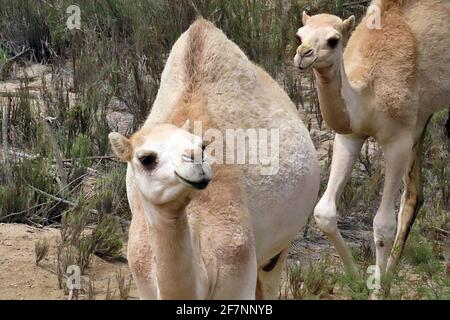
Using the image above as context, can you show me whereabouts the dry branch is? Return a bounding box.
[28,184,99,215]
[2,103,8,161]
[60,155,119,163]
[0,91,40,99]
[431,226,450,235]
[2,100,12,182]
[0,47,30,79]
[42,116,68,190]
[6,149,117,164]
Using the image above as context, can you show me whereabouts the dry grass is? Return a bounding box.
[116,269,132,300]
[34,237,49,265]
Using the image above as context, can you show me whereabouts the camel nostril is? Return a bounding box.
[182,149,204,163]
[303,49,313,57]
[182,153,195,163]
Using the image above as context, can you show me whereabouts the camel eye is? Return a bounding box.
[139,152,158,170]
[296,34,302,45]
[327,37,339,48]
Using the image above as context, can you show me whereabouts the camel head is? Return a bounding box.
[294,12,355,70]
[108,123,212,205]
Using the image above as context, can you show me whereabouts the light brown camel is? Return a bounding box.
[110,19,320,299]
[293,0,450,279]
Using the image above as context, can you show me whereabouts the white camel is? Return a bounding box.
[110,19,320,299]
[294,0,450,278]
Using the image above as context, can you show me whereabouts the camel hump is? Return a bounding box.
[181,18,251,103]
[183,18,215,98]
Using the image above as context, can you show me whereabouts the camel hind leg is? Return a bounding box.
[256,248,289,300]
[386,118,430,273]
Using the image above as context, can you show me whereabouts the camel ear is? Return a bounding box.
[109,132,132,162]
[302,11,311,25]
[342,15,355,38]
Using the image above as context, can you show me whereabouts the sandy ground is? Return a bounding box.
[0,223,139,300]
[0,222,367,300]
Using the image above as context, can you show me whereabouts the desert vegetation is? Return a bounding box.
[0,0,448,299]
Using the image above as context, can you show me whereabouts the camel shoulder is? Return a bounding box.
[345,10,418,120]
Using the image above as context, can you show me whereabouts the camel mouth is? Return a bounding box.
[298,56,318,70]
[174,171,210,190]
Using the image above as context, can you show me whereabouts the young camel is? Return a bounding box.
[293,0,450,277]
[110,19,320,299]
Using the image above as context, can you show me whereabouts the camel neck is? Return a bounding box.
[144,201,206,299]
[313,59,354,134]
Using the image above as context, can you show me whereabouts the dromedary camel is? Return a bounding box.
[109,19,319,299]
[294,0,450,279]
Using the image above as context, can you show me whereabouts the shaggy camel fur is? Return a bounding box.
[110,19,319,299]
[294,0,450,279]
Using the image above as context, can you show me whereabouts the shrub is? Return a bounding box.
[92,215,124,261]
[35,237,50,265]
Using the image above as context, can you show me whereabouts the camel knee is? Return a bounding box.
[313,201,338,235]
[373,212,396,249]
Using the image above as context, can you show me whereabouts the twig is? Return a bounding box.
[0,91,40,99]
[42,116,68,190]
[6,47,30,63]
[2,99,12,182]
[0,47,30,79]
[60,155,119,163]
[6,149,117,164]
[42,160,104,221]
[34,158,104,221]
[2,101,8,161]
[27,184,98,215]
[0,201,54,221]
[430,226,450,235]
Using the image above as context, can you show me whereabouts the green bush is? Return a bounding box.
[92,215,124,261]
